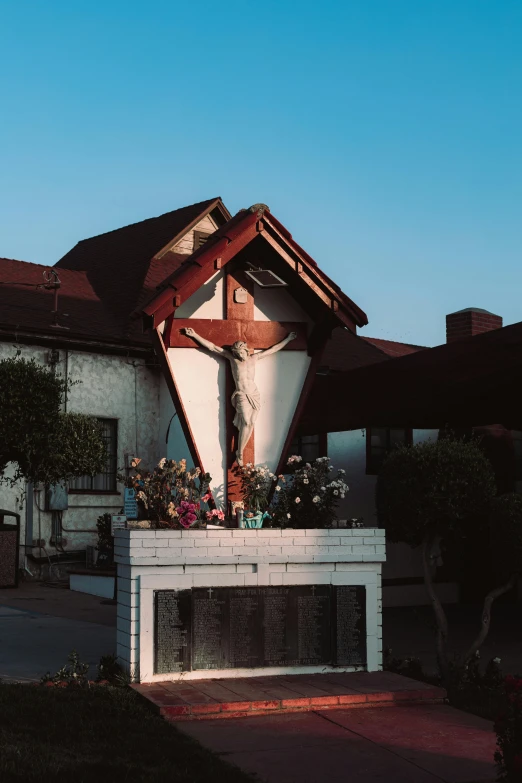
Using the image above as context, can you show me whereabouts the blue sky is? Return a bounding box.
[1,1,521,346]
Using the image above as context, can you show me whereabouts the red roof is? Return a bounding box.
[361,336,426,358]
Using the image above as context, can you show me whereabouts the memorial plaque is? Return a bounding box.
[192,587,228,670]
[154,590,192,674]
[334,585,367,666]
[153,584,368,674]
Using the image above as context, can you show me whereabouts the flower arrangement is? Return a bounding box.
[238,463,277,513]
[271,455,349,529]
[494,674,522,781]
[120,458,212,529]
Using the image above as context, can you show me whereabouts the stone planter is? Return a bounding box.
[114,527,386,683]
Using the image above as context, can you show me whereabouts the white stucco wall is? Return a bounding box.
[0,341,160,562]
[163,274,313,507]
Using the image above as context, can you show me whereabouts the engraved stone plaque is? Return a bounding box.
[154,589,191,674]
[153,584,367,674]
[234,286,248,303]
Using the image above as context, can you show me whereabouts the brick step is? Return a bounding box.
[131,671,446,721]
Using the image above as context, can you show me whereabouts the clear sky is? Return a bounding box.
[1,1,521,346]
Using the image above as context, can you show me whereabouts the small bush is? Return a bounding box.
[494,675,522,782]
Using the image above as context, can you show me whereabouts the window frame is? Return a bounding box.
[287,433,328,463]
[68,417,119,494]
[365,426,413,476]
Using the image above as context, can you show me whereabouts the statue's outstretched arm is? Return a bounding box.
[257,331,297,360]
[182,327,227,355]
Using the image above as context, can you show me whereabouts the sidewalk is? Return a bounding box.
[177,705,497,782]
[0,581,116,681]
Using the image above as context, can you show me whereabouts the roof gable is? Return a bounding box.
[142,205,368,332]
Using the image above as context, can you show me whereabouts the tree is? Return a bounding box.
[376,434,520,680]
[0,355,107,489]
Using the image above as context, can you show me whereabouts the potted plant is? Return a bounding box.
[120,458,213,529]
[238,464,275,528]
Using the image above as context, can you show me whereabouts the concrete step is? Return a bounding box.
[131,671,446,721]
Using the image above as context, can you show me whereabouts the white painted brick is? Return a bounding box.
[335,563,380,571]
[182,547,205,556]
[232,530,250,537]
[329,545,353,554]
[269,572,283,585]
[288,555,315,563]
[237,555,289,564]
[206,547,233,557]
[174,538,194,547]
[281,529,296,537]
[376,545,386,554]
[282,572,331,585]
[269,537,286,546]
[255,546,282,556]
[352,545,376,555]
[375,529,385,536]
[337,529,356,537]
[287,563,335,572]
[268,563,287,572]
[183,555,216,564]
[233,546,257,555]
[291,537,308,546]
[237,564,255,573]
[153,539,170,548]
[258,528,281,537]
[192,573,245,587]
[230,538,244,547]
[154,558,186,566]
[185,530,207,538]
[141,539,156,548]
[362,553,386,562]
[281,546,306,555]
[244,573,259,586]
[129,557,158,565]
[190,556,239,565]
[184,564,237,574]
[194,538,211,547]
[155,530,181,538]
[206,530,229,538]
[362,529,375,536]
[305,529,330,537]
[305,546,330,554]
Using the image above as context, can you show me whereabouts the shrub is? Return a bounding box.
[495,675,522,782]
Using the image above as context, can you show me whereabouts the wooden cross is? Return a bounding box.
[162,267,308,506]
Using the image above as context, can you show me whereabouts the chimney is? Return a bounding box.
[446,308,502,343]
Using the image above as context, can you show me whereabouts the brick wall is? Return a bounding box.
[114,528,385,682]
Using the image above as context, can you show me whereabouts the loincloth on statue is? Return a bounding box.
[231,389,261,428]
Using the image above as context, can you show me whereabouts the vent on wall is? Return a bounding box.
[193,231,211,251]
[245,269,288,288]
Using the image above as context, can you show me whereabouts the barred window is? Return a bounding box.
[69,418,118,492]
[366,427,412,475]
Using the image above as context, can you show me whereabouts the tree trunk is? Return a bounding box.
[459,573,518,666]
[422,533,450,678]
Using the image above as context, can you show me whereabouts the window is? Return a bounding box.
[69,418,118,492]
[193,231,211,251]
[366,427,412,475]
[288,433,327,463]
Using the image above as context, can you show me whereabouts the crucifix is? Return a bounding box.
[182,326,297,465]
[162,266,308,504]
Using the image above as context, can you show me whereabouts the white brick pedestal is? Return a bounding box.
[114,528,385,683]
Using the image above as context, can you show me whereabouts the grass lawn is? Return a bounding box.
[0,683,256,783]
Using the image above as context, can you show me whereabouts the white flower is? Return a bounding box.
[275,485,281,492]
[287,513,291,518]
[158,458,166,469]
[493,657,501,664]
[303,478,309,484]
[321,487,326,492]
[329,466,334,471]
[340,494,345,499]
[305,463,311,469]
[338,469,346,475]
[295,497,301,504]
[313,496,320,503]
[333,490,339,495]
[256,485,260,489]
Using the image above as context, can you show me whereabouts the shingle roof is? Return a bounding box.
[361,336,427,358]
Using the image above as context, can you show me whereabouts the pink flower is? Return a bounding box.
[201,493,212,503]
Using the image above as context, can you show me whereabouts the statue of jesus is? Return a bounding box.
[182,327,297,466]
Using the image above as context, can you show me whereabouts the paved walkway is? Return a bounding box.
[176,705,497,782]
[0,582,116,681]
